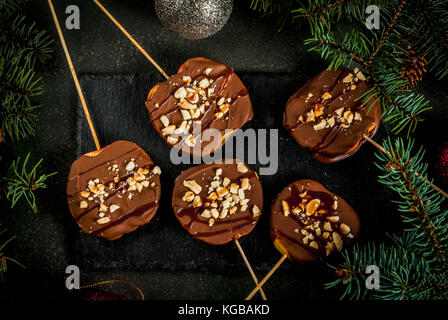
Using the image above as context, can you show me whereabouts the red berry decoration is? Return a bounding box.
[436,143,448,186]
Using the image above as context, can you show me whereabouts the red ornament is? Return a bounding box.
[84,290,125,301]
[436,143,448,186]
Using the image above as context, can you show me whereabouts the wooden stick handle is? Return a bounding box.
[48,0,101,151]
[93,0,170,80]
[363,134,448,199]
[234,239,267,300]
[245,254,287,300]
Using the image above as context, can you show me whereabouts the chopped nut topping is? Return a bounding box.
[201,209,211,218]
[252,205,261,217]
[81,191,90,198]
[340,223,351,235]
[237,163,248,173]
[192,195,203,208]
[178,99,196,110]
[342,73,354,83]
[80,201,88,209]
[325,243,335,256]
[110,204,120,213]
[343,110,354,124]
[327,215,340,223]
[97,217,110,224]
[160,115,169,127]
[174,87,187,99]
[313,119,327,131]
[199,78,210,88]
[314,104,324,117]
[327,117,335,128]
[323,221,333,232]
[180,109,191,120]
[333,232,343,251]
[306,199,321,215]
[162,125,176,135]
[335,107,344,117]
[332,200,338,210]
[183,180,202,194]
[306,110,316,122]
[241,178,250,190]
[222,177,231,187]
[217,187,229,198]
[354,68,366,81]
[321,92,332,100]
[229,183,239,194]
[282,200,290,216]
[183,191,195,202]
[99,203,108,212]
[152,166,162,175]
[309,241,319,249]
[167,136,178,145]
[211,208,219,219]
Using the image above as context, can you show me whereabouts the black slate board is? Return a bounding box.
[73,73,398,274]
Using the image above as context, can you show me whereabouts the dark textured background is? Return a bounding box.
[0,0,447,300]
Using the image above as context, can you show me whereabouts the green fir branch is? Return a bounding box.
[2,153,57,213]
[0,223,25,282]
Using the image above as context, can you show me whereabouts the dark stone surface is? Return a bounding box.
[0,0,447,300]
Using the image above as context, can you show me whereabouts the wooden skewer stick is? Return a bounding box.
[48,0,101,151]
[234,239,267,300]
[362,134,448,199]
[93,0,170,80]
[245,254,288,300]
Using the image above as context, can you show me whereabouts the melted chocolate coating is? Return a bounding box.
[172,161,263,245]
[270,179,360,263]
[66,141,161,240]
[145,57,253,157]
[284,68,381,163]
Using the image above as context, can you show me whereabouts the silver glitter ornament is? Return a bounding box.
[155,0,233,39]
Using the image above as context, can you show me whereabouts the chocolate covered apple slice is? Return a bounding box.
[284,68,381,163]
[270,179,360,263]
[172,160,263,245]
[66,140,162,240]
[145,57,253,158]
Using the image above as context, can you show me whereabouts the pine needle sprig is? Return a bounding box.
[1,94,40,141]
[0,15,54,68]
[0,0,53,142]
[2,153,57,213]
[326,234,440,300]
[374,138,448,267]
[0,224,25,282]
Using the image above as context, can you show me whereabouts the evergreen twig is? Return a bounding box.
[2,153,57,213]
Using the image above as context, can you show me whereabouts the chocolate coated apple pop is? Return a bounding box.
[145,57,253,157]
[172,160,263,245]
[66,140,162,240]
[284,68,381,163]
[270,179,360,263]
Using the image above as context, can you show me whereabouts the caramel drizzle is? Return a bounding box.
[68,147,141,181]
[90,201,159,236]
